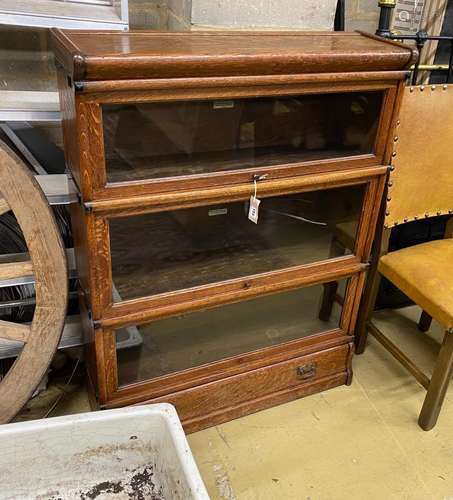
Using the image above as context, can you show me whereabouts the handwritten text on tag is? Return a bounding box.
[248,195,260,224]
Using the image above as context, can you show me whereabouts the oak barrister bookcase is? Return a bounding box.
[52,29,415,432]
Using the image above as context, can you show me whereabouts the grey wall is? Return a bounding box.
[191,0,337,30]
[129,0,191,29]
[345,0,380,32]
[129,0,169,29]
[129,0,376,32]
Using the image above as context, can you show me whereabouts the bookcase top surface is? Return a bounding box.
[51,29,416,82]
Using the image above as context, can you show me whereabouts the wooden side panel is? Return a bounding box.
[57,67,106,200]
[70,202,112,400]
[57,67,81,190]
[70,203,111,318]
[77,102,106,200]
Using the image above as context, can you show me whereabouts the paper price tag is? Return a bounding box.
[248,195,260,224]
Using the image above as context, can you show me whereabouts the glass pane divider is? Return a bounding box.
[101,153,378,192]
[86,165,388,215]
[101,255,366,330]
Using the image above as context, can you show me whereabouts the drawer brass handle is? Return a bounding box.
[296,362,317,380]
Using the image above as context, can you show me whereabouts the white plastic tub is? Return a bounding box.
[0,404,209,499]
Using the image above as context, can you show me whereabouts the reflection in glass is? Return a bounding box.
[110,184,364,301]
[116,279,347,386]
[103,92,382,182]
[0,27,57,92]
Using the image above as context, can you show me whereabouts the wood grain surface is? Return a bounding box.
[0,141,68,423]
[0,197,9,216]
[0,260,33,281]
[0,320,30,343]
[53,31,404,425]
[51,30,416,81]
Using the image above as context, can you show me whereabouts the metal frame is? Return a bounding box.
[377,0,453,84]
[0,0,128,30]
[334,0,345,31]
[1,124,47,175]
[0,91,60,123]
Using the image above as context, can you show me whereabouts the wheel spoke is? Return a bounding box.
[0,260,33,281]
[0,320,30,343]
[0,197,9,216]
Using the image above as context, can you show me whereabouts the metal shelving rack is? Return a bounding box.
[0,0,132,361]
[0,0,128,31]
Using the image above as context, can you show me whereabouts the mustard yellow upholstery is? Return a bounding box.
[379,239,453,329]
[385,85,453,227]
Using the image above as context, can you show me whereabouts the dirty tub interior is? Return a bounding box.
[1,403,209,500]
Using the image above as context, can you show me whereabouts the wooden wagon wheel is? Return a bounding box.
[0,140,68,423]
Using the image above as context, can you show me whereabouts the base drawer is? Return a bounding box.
[148,343,352,433]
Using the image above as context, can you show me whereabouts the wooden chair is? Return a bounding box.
[355,84,453,431]
[318,221,357,320]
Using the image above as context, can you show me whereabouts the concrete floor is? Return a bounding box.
[15,305,453,499]
[187,306,453,500]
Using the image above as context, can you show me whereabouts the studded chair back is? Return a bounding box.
[384,84,453,229]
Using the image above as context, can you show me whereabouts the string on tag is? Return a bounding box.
[248,174,267,224]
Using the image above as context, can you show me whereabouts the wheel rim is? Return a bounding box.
[0,140,68,423]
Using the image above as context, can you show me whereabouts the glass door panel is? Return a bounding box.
[116,279,347,386]
[110,184,365,301]
[102,91,383,183]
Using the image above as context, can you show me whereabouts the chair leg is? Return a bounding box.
[355,271,382,354]
[418,330,453,431]
[355,228,391,354]
[319,238,344,321]
[418,310,433,332]
[319,281,339,321]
